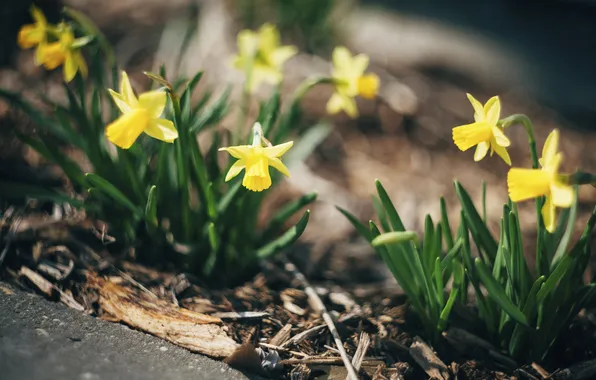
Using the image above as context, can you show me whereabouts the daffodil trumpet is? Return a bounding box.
[219,122,293,192]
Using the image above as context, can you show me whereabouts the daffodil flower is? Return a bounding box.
[232,23,297,93]
[17,5,51,64]
[219,122,292,192]
[105,71,178,149]
[452,94,511,165]
[37,24,88,83]
[508,129,574,232]
[326,46,379,118]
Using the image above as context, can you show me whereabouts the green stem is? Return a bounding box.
[499,114,546,276]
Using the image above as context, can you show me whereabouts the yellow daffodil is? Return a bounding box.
[326,46,379,118]
[18,6,47,49]
[508,129,574,232]
[105,71,178,149]
[37,24,88,82]
[232,23,297,93]
[219,122,292,192]
[452,94,511,165]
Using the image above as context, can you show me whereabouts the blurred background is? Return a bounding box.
[2,0,596,286]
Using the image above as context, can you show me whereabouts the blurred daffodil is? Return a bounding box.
[508,129,574,232]
[452,94,511,165]
[232,23,297,93]
[219,122,292,192]
[37,24,88,82]
[17,5,52,64]
[326,46,379,118]
[105,71,178,149]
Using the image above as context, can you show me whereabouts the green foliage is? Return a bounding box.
[343,178,596,362]
[340,180,465,343]
[0,15,319,285]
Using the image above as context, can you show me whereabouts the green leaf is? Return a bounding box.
[551,186,579,269]
[337,206,374,242]
[474,257,529,327]
[455,181,498,261]
[190,86,231,133]
[257,210,310,259]
[261,192,317,240]
[145,185,158,228]
[438,285,459,331]
[440,196,454,250]
[85,173,141,216]
[376,179,406,232]
[284,123,331,165]
[202,223,220,276]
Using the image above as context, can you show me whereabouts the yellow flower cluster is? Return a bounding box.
[452,95,574,232]
[18,6,88,82]
[232,24,379,119]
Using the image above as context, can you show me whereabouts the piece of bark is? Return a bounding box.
[88,274,239,358]
[409,336,450,380]
[269,323,293,347]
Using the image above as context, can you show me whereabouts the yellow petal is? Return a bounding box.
[246,155,269,177]
[237,29,258,57]
[492,143,512,166]
[550,181,574,208]
[466,93,485,123]
[483,96,501,125]
[253,64,283,86]
[452,122,492,151]
[145,119,178,143]
[357,74,379,99]
[351,54,370,78]
[326,92,344,115]
[541,195,556,233]
[474,141,490,161]
[507,168,550,202]
[219,145,253,159]
[17,25,41,49]
[270,46,297,66]
[542,129,559,165]
[119,71,138,107]
[332,46,353,76]
[105,109,150,149]
[268,157,290,177]
[224,159,246,182]
[264,141,293,158]
[258,23,279,53]
[39,42,65,70]
[242,173,272,192]
[77,53,88,78]
[139,91,167,118]
[31,5,47,26]
[491,126,510,147]
[63,53,77,83]
[109,90,133,114]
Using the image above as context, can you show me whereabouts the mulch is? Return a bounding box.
[2,204,596,380]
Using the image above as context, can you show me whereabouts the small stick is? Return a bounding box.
[281,258,359,380]
[282,324,326,347]
[352,332,371,372]
[280,357,384,365]
[531,362,550,379]
[258,342,308,357]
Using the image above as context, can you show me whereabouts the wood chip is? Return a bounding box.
[282,324,327,347]
[211,311,269,320]
[283,300,306,316]
[19,266,84,311]
[531,362,550,379]
[269,323,293,347]
[409,336,450,380]
[88,273,239,358]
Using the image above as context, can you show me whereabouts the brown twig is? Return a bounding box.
[280,357,384,366]
[281,258,359,380]
[352,332,371,372]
